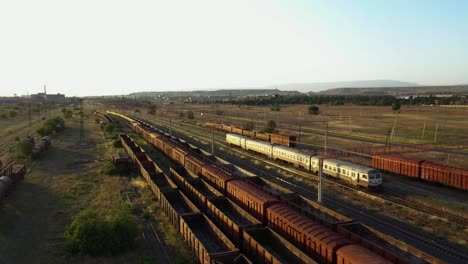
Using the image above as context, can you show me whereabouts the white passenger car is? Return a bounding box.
[320,159,382,188]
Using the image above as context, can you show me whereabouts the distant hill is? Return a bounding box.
[316,85,468,96]
[272,80,419,93]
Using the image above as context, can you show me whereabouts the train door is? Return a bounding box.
[352,172,359,185]
[240,138,246,149]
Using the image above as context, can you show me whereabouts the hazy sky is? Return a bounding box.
[1,0,467,96]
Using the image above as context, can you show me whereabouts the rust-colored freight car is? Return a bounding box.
[242,227,318,264]
[184,154,206,177]
[337,223,410,264]
[336,245,392,264]
[11,164,27,182]
[372,155,422,178]
[232,127,243,135]
[226,180,280,222]
[206,197,262,246]
[266,203,351,264]
[255,132,271,142]
[242,129,255,138]
[172,147,190,166]
[179,213,240,264]
[421,161,468,190]
[169,166,197,187]
[162,139,178,157]
[270,134,297,147]
[180,178,223,211]
[223,125,233,133]
[201,164,235,192]
[159,189,200,231]
[147,172,178,201]
[281,195,353,230]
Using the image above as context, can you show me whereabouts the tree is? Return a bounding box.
[392,101,401,111]
[267,120,276,129]
[308,105,320,115]
[16,140,34,159]
[262,120,277,133]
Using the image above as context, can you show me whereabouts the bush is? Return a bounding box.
[308,105,320,115]
[16,140,34,159]
[392,101,401,111]
[64,204,137,256]
[64,109,73,118]
[270,105,281,111]
[9,110,17,118]
[0,113,7,118]
[112,139,122,148]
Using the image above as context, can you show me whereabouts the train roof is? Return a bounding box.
[272,145,313,156]
[323,158,378,173]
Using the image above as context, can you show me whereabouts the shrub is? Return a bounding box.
[392,101,401,111]
[64,109,73,118]
[64,204,137,256]
[0,113,7,118]
[8,110,17,118]
[270,105,281,111]
[112,139,122,148]
[308,105,320,115]
[16,140,34,159]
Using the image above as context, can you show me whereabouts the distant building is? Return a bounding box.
[30,93,66,103]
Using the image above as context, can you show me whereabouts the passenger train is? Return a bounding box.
[226,133,383,189]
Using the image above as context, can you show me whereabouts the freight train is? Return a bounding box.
[205,122,297,147]
[108,111,395,264]
[226,133,383,189]
[372,154,468,191]
[0,163,27,201]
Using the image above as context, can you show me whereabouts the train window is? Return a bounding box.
[362,174,368,179]
[333,167,336,172]
[368,175,374,179]
[376,174,381,178]
[351,172,355,177]
[338,168,341,173]
[342,169,346,174]
[324,165,328,169]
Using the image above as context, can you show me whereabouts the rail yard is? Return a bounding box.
[0,101,467,264]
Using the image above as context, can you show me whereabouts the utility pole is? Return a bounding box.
[421,120,426,141]
[255,114,258,132]
[79,98,84,144]
[169,119,172,136]
[348,116,351,133]
[434,123,439,144]
[324,123,328,157]
[318,158,323,204]
[211,128,215,154]
[298,112,302,143]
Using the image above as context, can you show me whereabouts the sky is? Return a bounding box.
[0,0,467,96]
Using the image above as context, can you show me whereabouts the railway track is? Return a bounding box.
[134,115,468,264]
[147,115,468,226]
[120,179,171,264]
